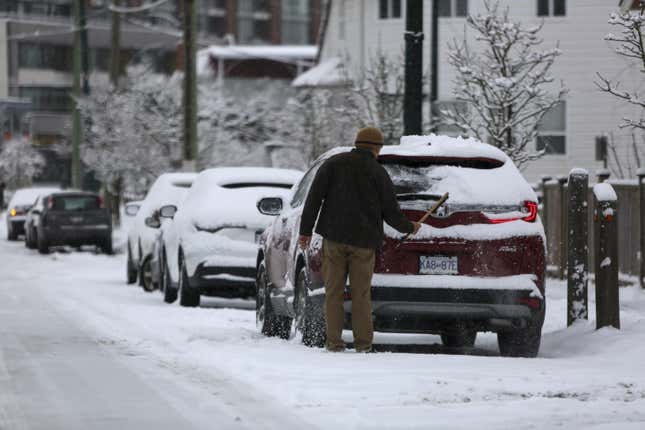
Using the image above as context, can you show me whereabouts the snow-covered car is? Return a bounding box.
[5,186,60,241]
[126,173,196,289]
[159,167,302,307]
[256,135,546,357]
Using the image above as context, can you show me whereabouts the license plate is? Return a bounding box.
[419,255,458,275]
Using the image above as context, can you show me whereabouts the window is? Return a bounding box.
[537,102,566,154]
[537,0,566,17]
[19,87,72,112]
[291,161,324,208]
[198,0,228,37]
[379,0,402,19]
[237,0,271,44]
[18,43,72,71]
[282,0,310,44]
[438,0,468,18]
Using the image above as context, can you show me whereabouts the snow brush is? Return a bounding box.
[398,192,450,244]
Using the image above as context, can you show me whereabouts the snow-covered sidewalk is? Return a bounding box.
[1,213,644,429]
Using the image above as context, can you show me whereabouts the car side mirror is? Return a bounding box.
[159,205,177,219]
[257,197,283,216]
[125,203,140,217]
[31,209,41,216]
[145,216,161,229]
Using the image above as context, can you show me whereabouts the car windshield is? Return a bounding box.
[53,195,100,211]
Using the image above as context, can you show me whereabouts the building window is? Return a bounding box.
[438,0,468,18]
[537,102,566,154]
[19,87,72,112]
[18,43,72,72]
[282,0,310,44]
[537,0,566,17]
[198,0,228,37]
[238,0,272,44]
[379,0,402,19]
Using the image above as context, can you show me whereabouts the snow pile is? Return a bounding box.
[292,57,348,88]
[593,183,618,202]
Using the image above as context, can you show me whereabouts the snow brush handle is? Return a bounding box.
[400,192,450,242]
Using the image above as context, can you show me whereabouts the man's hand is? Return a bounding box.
[298,235,311,250]
[411,221,422,235]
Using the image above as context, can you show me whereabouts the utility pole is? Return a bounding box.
[71,0,83,189]
[110,0,122,86]
[403,0,423,136]
[429,0,439,132]
[182,0,198,171]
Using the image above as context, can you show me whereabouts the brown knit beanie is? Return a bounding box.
[355,127,384,146]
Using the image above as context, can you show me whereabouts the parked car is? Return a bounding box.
[256,135,546,358]
[5,186,60,241]
[28,191,112,254]
[159,167,302,307]
[126,173,196,290]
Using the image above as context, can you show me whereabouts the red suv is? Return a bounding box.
[256,136,545,357]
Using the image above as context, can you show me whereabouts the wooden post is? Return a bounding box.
[567,169,589,326]
[639,168,645,289]
[593,183,620,330]
[540,175,552,239]
[558,176,568,280]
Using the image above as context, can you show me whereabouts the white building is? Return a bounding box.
[311,0,644,182]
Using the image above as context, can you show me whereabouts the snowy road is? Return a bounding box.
[1,213,645,429]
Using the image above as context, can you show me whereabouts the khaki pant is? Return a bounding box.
[322,239,376,351]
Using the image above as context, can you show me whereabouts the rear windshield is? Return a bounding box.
[382,157,503,195]
[221,182,293,190]
[52,195,100,211]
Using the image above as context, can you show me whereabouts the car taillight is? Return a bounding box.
[47,196,53,209]
[489,201,538,224]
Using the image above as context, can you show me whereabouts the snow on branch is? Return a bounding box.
[439,0,567,168]
[0,137,45,188]
[596,3,645,131]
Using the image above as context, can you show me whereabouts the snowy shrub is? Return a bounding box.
[440,1,567,168]
[0,137,46,188]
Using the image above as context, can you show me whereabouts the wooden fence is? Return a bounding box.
[541,177,642,279]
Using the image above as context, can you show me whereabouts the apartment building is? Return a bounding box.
[315,0,644,182]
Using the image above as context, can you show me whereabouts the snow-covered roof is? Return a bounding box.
[292,57,348,88]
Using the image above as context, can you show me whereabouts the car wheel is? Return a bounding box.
[140,257,155,292]
[37,232,49,254]
[126,243,137,284]
[24,227,31,248]
[101,235,113,255]
[295,267,325,347]
[497,319,542,358]
[441,330,477,348]
[162,254,177,304]
[256,261,291,339]
[178,256,200,307]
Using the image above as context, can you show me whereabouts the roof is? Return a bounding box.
[292,57,349,88]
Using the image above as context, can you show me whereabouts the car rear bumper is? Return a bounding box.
[44,225,111,246]
[188,263,256,298]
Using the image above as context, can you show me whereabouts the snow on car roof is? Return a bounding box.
[138,172,198,218]
[178,167,302,230]
[386,134,509,162]
[8,187,61,207]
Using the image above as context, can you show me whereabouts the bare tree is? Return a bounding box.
[440,1,567,168]
[596,1,645,132]
[340,51,406,146]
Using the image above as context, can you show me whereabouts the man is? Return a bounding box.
[298,127,421,352]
